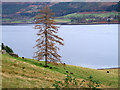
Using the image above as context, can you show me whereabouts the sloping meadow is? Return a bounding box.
[2,54,118,88]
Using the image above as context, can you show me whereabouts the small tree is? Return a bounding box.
[34,6,64,66]
[1,43,5,50]
[1,43,13,53]
[5,46,13,53]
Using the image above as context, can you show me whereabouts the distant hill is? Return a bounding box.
[2,2,119,24]
[50,2,118,17]
[2,2,118,17]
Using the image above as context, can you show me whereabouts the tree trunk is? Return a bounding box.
[45,29,48,66]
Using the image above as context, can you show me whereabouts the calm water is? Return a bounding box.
[2,24,118,69]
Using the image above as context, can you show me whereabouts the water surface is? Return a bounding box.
[2,24,118,69]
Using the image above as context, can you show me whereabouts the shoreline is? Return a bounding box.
[97,67,120,70]
[1,22,119,25]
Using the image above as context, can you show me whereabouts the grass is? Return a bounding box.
[2,12,119,24]
[62,12,118,18]
[11,21,23,23]
[2,54,118,88]
[2,18,33,24]
[11,18,71,24]
[2,18,11,21]
[54,19,71,23]
[2,54,66,88]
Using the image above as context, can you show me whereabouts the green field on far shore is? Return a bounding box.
[2,12,119,24]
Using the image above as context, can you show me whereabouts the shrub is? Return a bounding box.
[2,43,5,50]
[5,46,13,53]
[53,74,78,89]
[1,43,14,53]
[86,75,101,89]
[53,74,101,89]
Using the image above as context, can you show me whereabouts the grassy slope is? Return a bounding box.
[62,12,118,18]
[2,12,119,24]
[2,54,118,88]
[54,19,71,23]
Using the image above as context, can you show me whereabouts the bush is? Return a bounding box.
[1,43,14,53]
[53,74,101,89]
[5,46,13,53]
[86,75,101,89]
[53,74,78,89]
[2,43,5,50]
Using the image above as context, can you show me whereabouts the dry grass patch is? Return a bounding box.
[2,54,118,88]
[2,54,66,88]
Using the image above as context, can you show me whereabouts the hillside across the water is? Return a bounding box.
[2,54,118,88]
[2,2,119,24]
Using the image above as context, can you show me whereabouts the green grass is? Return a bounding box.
[2,54,118,88]
[2,18,11,21]
[11,20,23,23]
[2,18,32,23]
[54,19,71,23]
[2,12,119,24]
[63,12,118,18]
[2,54,66,88]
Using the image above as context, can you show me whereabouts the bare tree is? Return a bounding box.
[33,6,64,67]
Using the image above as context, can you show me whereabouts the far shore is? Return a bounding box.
[97,67,120,70]
[1,22,119,25]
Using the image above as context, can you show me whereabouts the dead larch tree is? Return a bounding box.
[33,6,64,67]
